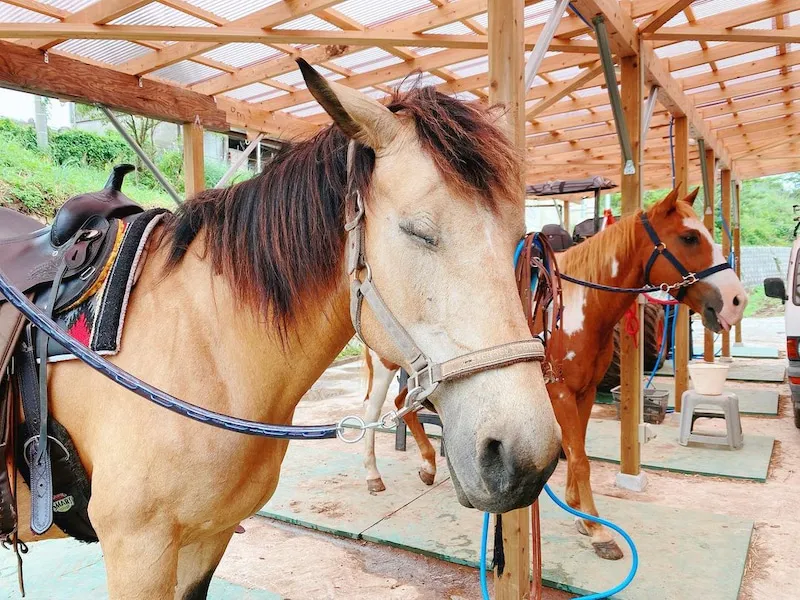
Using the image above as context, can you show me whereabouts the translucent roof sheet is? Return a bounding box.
[715,47,778,70]
[334,0,432,28]
[274,14,340,30]
[654,41,703,59]
[329,48,404,74]
[111,3,213,27]
[188,0,282,22]
[223,83,281,101]
[153,61,225,85]
[54,39,151,65]
[0,3,57,23]
[201,43,284,68]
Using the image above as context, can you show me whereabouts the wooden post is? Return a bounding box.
[673,116,690,412]
[183,121,205,198]
[703,148,716,363]
[562,199,570,232]
[619,54,642,479]
[488,0,532,598]
[734,180,743,344]
[720,169,732,359]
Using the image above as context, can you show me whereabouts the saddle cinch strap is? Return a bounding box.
[343,140,545,420]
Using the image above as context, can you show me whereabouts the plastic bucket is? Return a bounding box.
[687,362,730,395]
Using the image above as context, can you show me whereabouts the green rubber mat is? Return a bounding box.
[0,538,280,599]
[596,382,779,415]
[585,419,774,482]
[656,361,785,382]
[693,344,779,359]
[261,446,752,600]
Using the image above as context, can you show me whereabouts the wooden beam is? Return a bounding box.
[0,23,497,48]
[646,25,800,44]
[674,115,690,412]
[183,121,205,198]
[704,147,716,363]
[619,53,642,479]
[570,0,639,56]
[638,0,695,34]
[721,168,732,358]
[489,1,533,598]
[734,180,743,344]
[526,61,603,118]
[0,40,317,138]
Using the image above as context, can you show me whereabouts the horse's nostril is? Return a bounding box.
[733,295,741,307]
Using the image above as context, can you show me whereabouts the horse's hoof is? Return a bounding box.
[234,525,245,534]
[575,518,590,536]
[418,469,435,486]
[592,540,624,560]
[367,478,386,493]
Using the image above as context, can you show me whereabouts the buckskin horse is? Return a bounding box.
[0,60,563,598]
[361,187,747,560]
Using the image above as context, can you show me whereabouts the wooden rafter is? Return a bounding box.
[647,25,800,44]
[526,61,604,118]
[638,0,694,34]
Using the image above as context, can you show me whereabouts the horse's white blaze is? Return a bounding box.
[565,350,576,361]
[562,284,587,335]
[683,217,747,327]
[610,258,619,278]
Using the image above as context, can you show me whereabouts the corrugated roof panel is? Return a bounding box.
[789,11,800,27]
[358,86,390,101]
[54,39,151,65]
[47,0,99,10]
[386,73,446,91]
[188,0,282,22]
[405,46,446,56]
[201,43,284,68]
[329,48,404,73]
[425,21,474,35]
[152,60,225,85]
[223,82,276,101]
[448,56,489,77]
[663,11,689,27]
[472,12,488,28]
[334,0,433,28]
[0,2,57,22]
[672,63,713,79]
[737,18,775,29]
[524,1,569,28]
[284,100,325,117]
[653,40,703,58]
[274,14,340,30]
[729,69,782,86]
[715,47,777,69]
[271,65,342,89]
[453,90,480,102]
[111,2,213,26]
[549,66,583,81]
[692,0,762,20]
[573,86,605,98]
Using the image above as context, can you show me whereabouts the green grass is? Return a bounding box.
[744,285,784,318]
[336,338,363,360]
[0,135,173,217]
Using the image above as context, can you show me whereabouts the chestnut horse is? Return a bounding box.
[361,187,747,559]
[15,64,561,598]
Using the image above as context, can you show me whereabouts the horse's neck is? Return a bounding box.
[560,218,648,342]
[133,238,353,424]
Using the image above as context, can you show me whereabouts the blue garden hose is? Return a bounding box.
[479,485,639,600]
[645,305,672,389]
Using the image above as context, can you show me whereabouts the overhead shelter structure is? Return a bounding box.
[0,0,795,596]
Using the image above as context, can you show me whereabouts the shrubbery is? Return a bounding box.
[49,128,133,169]
[0,118,38,152]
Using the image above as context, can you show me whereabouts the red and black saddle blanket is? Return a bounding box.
[43,208,167,362]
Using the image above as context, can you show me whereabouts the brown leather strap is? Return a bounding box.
[433,340,545,382]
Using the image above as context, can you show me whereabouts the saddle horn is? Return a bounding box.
[105,164,136,193]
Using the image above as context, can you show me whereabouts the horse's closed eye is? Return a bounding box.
[400,220,439,248]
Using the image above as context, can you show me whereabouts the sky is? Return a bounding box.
[0,89,74,128]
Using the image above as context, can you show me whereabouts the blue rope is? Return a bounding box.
[478,486,639,600]
[568,2,593,28]
[645,305,672,389]
[478,244,642,600]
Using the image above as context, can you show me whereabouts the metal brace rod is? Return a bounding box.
[697,137,712,211]
[524,0,571,92]
[215,133,263,189]
[642,85,659,142]
[593,15,635,176]
[99,106,182,206]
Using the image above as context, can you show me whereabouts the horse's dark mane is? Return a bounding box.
[161,86,520,330]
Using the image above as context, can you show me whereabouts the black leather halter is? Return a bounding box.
[639,213,732,300]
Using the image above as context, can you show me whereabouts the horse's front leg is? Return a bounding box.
[572,387,624,560]
[90,492,181,599]
[363,352,398,493]
[393,387,437,485]
[550,384,623,561]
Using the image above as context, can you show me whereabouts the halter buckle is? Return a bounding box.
[407,364,438,403]
[654,241,667,252]
[344,190,365,231]
[682,273,698,286]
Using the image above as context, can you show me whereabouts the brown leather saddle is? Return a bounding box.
[0,164,143,556]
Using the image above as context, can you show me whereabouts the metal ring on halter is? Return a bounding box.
[23,435,70,467]
[336,415,367,443]
[655,242,667,252]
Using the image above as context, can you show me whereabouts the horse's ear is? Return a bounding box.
[651,186,681,215]
[297,58,401,150]
[682,187,700,207]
